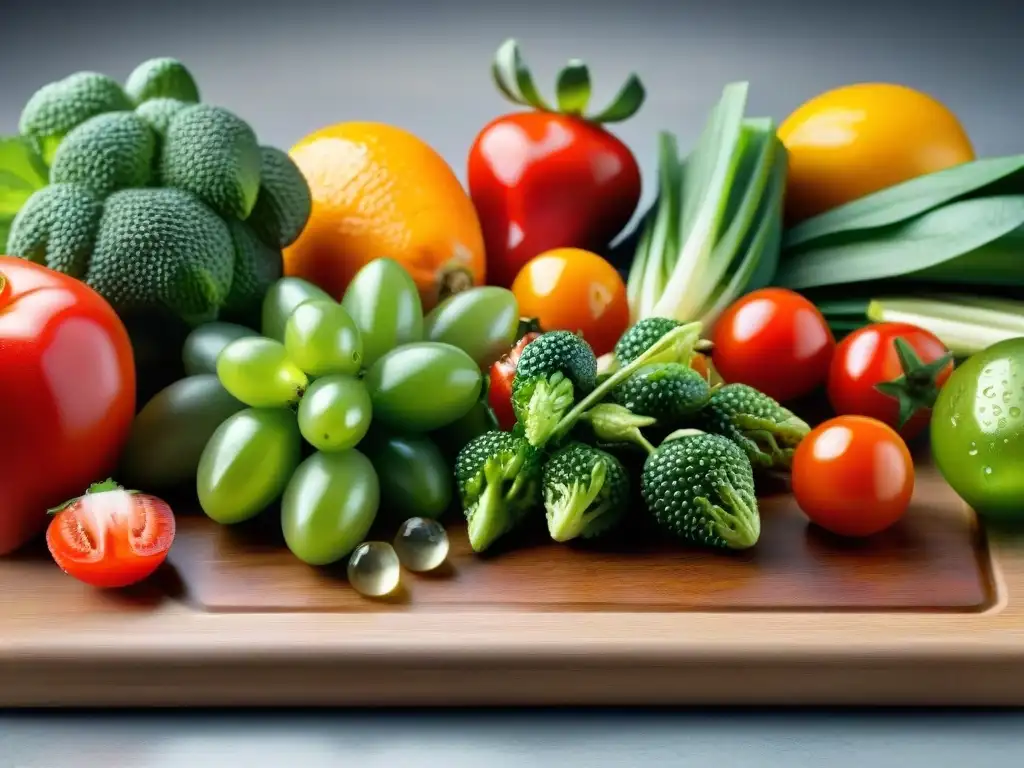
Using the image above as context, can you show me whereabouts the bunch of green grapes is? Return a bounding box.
[192,257,520,567]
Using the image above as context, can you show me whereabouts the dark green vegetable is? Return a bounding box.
[693,383,809,470]
[611,362,710,423]
[542,442,629,542]
[454,430,542,552]
[511,330,597,446]
[641,429,760,550]
[362,432,453,520]
[576,403,656,454]
[613,317,681,365]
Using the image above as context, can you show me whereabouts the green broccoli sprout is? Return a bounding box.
[455,430,542,553]
[511,330,598,447]
[614,317,683,365]
[542,442,629,543]
[125,57,200,104]
[6,183,102,278]
[611,362,711,424]
[50,112,156,196]
[641,429,760,550]
[694,383,811,470]
[247,146,314,249]
[135,98,189,138]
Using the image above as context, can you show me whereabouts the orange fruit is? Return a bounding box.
[284,122,486,309]
[778,83,975,223]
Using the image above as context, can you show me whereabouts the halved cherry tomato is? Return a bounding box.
[488,331,541,431]
[511,248,629,357]
[710,287,835,403]
[46,480,176,589]
[792,415,914,537]
[827,322,953,441]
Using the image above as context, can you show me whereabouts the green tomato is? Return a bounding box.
[283,299,363,377]
[297,375,373,452]
[281,449,380,565]
[216,337,309,408]
[362,432,453,520]
[340,258,423,367]
[182,322,260,375]
[430,398,499,461]
[261,277,334,341]
[932,337,1024,521]
[364,341,483,432]
[119,374,246,490]
[197,408,302,524]
[423,286,519,369]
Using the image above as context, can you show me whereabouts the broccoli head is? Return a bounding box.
[694,383,810,470]
[641,429,760,550]
[455,430,542,553]
[511,331,598,447]
[542,442,629,543]
[614,317,682,365]
[611,362,711,424]
[6,58,312,329]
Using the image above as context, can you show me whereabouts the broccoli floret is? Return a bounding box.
[19,72,133,164]
[50,112,155,196]
[576,403,657,454]
[6,183,103,278]
[641,429,760,550]
[86,188,235,325]
[135,98,189,137]
[511,331,597,447]
[694,383,810,470]
[246,146,313,248]
[125,58,200,105]
[160,104,262,219]
[612,362,711,423]
[542,442,629,542]
[455,430,542,553]
[223,218,283,326]
[614,317,682,364]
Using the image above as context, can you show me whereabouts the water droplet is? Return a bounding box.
[979,405,987,414]
[984,386,996,399]
[347,542,401,597]
[984,466,994,476]
[1004,390,1013,404]
[968,448,978,456]
[1011,407,1021,418]
[393,517,449,572]
[993,405,1003,417]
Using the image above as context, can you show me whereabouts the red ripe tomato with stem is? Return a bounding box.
[710,287,836,403]
[488,330,541,431]
[468,39,645,288]
[827,322,953,441]
[0,257,136,555]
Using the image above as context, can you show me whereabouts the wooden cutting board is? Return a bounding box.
[2,449,1022,707]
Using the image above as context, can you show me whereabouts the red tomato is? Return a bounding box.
[489,332,541,431]
[0,257,136,555]
[511,248,629,357]
[827,322,953,441]
[46,480,176,588]
[792,415,914,537]
[468,112,641,288]
[710,287,836,403]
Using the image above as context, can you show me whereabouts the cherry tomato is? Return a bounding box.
[710,287,835,403]
[0,257,136,556]
[488,331,540,431]
[511,248,629,357]
[827,322,953,441]
[46,480,176,588]
[792,415,914,537]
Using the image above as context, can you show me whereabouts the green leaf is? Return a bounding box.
[774,195,1024,291]
[588,74,645,124]
[491,38,553,112]
[555,59,591,115]
[783,155,1024,252]
[0,136,49,219]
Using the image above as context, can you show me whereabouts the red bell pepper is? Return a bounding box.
[467,39,645,288]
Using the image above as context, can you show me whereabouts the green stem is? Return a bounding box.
[550,322,702,443]
[466,459,510,553]
[546,462,607,542]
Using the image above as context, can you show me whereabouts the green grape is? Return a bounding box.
[261,276,334,341]
[197,408,302,524]
[182,322,259,375]
[283,299,363,376]
[424,286,519,369]
[340,258,423,367]
[216,336,309,408]
[281,449,381,565]
[361,432,453,520]
[297,375,372,452]
[364,341,483,432]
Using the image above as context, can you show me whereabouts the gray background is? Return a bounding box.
[3,0,1024,763]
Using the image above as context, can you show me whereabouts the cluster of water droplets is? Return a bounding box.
[346,517,450,598]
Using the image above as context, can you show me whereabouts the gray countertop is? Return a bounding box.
[3,0,1023,762]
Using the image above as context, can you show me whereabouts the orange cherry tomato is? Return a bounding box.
[511,247,629,357]
[710,287,836,403]
[46,480,176,589]
[792,415,914,537]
